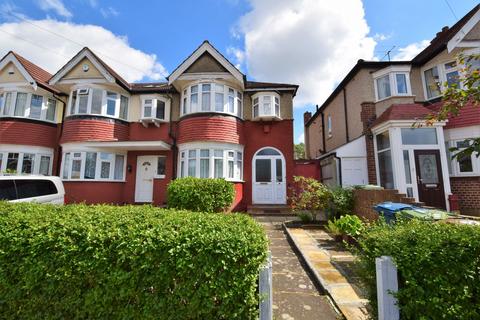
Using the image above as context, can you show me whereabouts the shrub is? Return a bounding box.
[330,187,354,218]
[332,214,364,238]
[0,202,268,319]
[356,219,480,319]
[289,176,332,221]
[167,177,235,212]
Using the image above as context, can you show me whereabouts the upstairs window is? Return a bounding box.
[373,67,411,101]
[327,115,332,137]
[423,61,462,100]
[181,82,242,117]
[141,96,168,121]
[252,93,281,119]
[0,91,57,122]
[68,87,128,120]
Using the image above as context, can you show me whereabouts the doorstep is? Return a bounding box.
[283,225,369,320]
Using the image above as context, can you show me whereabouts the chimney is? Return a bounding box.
[304,111,312,125]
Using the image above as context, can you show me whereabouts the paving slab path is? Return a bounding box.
[259,220,339,320]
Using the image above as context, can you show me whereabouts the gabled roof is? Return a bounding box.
[49,47,131,91]
[167,40,245,85]
[305,60,410,127]
[412,4,480,65]
[0,51,60,94]
[370,104,433,129]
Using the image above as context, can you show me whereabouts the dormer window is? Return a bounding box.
[140,95,169,127]
[68,87,129,120]
[181,81,242,117]
[373,66,412,101]
[252,92,281,120]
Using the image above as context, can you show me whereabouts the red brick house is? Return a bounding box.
[304,5,480,214]
[0,41,298,210]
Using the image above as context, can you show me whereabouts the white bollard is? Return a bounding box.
[259,252,273,320]
[376,256,400,320]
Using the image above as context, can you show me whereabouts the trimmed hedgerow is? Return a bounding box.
[0,202,267,319]
[356,219,480,319]
[167,177,235,212]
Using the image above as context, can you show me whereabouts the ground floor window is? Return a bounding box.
[375,130,394,189]
[446,139,479,176]
[178,143,243,181]
[0,150,52,175]
[62,151,126,181]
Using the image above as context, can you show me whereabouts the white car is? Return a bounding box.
[0,175,65,204]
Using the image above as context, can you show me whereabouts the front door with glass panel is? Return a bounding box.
[414,150,446,209]
[135,156,156,203]
[253,148,286,204]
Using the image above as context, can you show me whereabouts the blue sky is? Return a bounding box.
[0,0,478,143]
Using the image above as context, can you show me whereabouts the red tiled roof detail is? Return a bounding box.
[371,104,433,128]
[427,101,480,129]
[10,52,60,94]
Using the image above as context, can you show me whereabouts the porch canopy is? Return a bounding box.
[62,140,171,152]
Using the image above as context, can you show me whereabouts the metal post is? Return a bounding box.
[376,256,400,320]
[259,252,272,320]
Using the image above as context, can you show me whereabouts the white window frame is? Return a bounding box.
[67,85,129,121]
[156,156,166,178]
[251,92,281,119]
[373,66,412,102]
[60,150,127,182]
[327,115,332,138]
[446,139,480,177]
[177,142,244,181]
[140,94,170,122]
[0,89,58,123]
[421,60,464,101]
[0,145,54,175]
[180,81,243,118]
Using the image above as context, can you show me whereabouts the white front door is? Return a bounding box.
[252,148,286,204]
[135,156,156,203]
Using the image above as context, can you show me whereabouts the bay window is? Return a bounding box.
[0,91,57,122]
[62,151,126,181]
[181,82,242,117]
[373,67,412,101]
[140,96,168,121]
[423,60,463,100]
[0,150,52,175]
[68,87,129,120]
[252,92,281,119]
[178,143,243,181]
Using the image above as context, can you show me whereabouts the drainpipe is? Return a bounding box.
[53,93,66,176]
[321,111,326,156]
[343,88,349,142]
[167,94,178,179]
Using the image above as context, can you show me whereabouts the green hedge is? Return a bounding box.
[0,202,267,319]
[167,177,235,212]
[356,220,480,319]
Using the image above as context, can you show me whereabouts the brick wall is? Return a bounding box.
[450,176,480,216]
[177,115,245,145]
[353,189,418,221]
[0,119,59,148]
[360,102,377,185]
[61,117,129,143]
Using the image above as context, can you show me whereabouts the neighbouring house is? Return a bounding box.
[0,41,298,210]
[304,5,480,214]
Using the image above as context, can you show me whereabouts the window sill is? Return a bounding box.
[252,115,282,121]
[375,95,415,103]
[66,114,128,123]
[154,175,166,179]
[0,115,57,124]
[179,111,242,119]
[450,173,480,178]
[62,179,126,183]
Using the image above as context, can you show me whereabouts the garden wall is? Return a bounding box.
[353,189,418,221]
[293,159,321,180]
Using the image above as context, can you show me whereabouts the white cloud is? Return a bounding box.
[238,0,376,106]
[0,19,168,82]
[36,0,72,18]
[392,40,430,60]
[297,133,305,143]
[100,7,120,18]
[227,46,245,70]
[373,33,391,41]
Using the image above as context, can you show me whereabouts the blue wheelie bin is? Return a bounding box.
[373,202,413,224]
